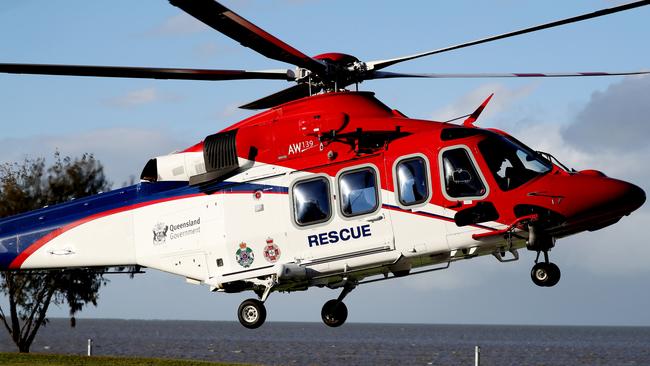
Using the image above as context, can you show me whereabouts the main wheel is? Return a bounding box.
[531,262,561,287]
[238,299,267,329]
[321,299,348,328]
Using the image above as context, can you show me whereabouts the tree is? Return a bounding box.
[0,153,112,353]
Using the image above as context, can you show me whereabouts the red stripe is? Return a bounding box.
[383,204,499,231]
[8,193,203,269]
[383,205,454,223]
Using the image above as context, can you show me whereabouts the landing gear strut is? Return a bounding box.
[321,282,355,327]
[527,225,561,287]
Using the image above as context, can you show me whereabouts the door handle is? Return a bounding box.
[367,215,384,223]
[48,248,75,256]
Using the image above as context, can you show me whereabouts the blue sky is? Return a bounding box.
[1,1,649,326]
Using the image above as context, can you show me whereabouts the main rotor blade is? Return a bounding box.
[240,83,317,110]
[367,0,650,71]
[369,70,650,80]
[0,63,294,81]
[169,0,326,74]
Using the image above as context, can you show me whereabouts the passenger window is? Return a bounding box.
[442,148,486,198]
[293,177,331,226]
[396,157,429,206]
[339,168,379,217]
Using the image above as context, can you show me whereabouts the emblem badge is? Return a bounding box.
[263,238,281,263]
[152,222,169,245]
[235,242,254,268]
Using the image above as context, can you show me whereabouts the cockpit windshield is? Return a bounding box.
[478,133,552,191]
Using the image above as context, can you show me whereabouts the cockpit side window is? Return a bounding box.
[478,134,552,191]
[441,148,487,199]
[293,177,332,226]
[396,157,429,206]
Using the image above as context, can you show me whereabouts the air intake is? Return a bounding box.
[204,130,238,171]
[189,130,239,185]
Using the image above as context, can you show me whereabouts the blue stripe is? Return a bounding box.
[0,180,288,268]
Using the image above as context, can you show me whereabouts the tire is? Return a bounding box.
[238,299,267,329]
[545,262,561,287]
[321,299,348,327]
[531,262,552,287]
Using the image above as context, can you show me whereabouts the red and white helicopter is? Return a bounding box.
[0,0,647,328]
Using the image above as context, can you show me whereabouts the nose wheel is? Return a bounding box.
[531,261,561,287]
[530,250,561,287]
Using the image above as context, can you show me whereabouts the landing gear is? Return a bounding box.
[236,276,277,329]
[321,300,348,327]
[321,281,355,327]
[531,261,561,287]
[238,298,267,329]
[527,225,561,288]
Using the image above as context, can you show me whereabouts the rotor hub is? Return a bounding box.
[313,53,359,65]
[309,53,367,91]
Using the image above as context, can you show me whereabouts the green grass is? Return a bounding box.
[0,352,253,366]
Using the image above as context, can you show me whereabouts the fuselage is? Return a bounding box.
[0,92,644,293]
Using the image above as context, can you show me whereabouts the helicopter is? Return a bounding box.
[0,0,647,329]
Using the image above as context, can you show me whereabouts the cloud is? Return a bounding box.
[505,78,650,277]
[105,88,181,108]
[431,82,537,123]
[146,13,210,36]
[561,210,650,276]
[0,128,190,184]
[428,77,650,281]
[509,77,650,184]
[563,76,650,153]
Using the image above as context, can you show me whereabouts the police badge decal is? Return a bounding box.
[263,238,281,263]
[235,242,254,268]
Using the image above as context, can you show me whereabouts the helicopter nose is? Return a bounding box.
[589,179,646,217]
[543,176,646,235]
[574,179,646,232]
[618,182,646,213]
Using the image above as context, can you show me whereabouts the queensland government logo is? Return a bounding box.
[235,242,255,268]
[152,218,201,246]
[152,222,169,245]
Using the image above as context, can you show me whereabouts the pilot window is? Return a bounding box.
[396,157,429,206]
[293,177,331,226]
[441,148,486,199]
[339,167,379,217]
[478,134,552,191]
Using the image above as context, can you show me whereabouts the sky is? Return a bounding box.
[0,0,649,326]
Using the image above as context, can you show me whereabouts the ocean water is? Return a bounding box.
[0,319,649,366]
